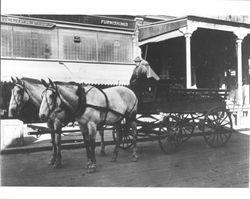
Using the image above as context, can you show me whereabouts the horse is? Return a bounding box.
[39,79,138,173]
[8,77,106,168]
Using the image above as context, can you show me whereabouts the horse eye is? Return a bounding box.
[50,93,56,100]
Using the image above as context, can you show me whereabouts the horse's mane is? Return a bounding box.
[21,77,41,85]
[54,81,87,86]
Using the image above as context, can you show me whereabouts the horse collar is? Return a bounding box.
[74,84,88,117]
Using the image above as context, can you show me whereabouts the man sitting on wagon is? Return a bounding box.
[129,56,160,107]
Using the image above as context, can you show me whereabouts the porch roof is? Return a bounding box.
[138,15,250,46]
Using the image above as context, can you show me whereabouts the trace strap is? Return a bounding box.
[75,84,136,123]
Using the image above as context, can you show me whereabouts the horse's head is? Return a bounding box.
[39,79,63,122]
[8,77,30,117]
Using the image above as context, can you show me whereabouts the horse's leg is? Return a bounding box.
[87,122,97,173]
[80,125,92,169]
[111,123,120,162]
[130,119,138,162]
[53,130,62,168]
[47,122,57,165]
[49,130,57,165]
[99,128,106,156]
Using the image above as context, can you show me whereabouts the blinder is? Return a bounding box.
[12,83,26,111]
[42,85,67,117]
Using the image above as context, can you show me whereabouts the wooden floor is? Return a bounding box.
[0,132,249,187]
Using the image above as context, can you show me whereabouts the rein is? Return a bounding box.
[42,87,60,117]
[46,83,137,125]
[76,84,137,123]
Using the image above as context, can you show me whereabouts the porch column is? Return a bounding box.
[185,33,192,88]
[234,30,248,106]
[236,38,243,106]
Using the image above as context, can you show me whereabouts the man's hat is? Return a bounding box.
[134,56,142,62]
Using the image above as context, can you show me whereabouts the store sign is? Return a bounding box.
[1,16,56,28]
[100,19,129,27]
[1,15,135,31]
[80,15,136,30]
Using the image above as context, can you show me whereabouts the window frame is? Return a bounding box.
[1,24,134,64]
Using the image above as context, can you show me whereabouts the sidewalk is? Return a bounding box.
[0,128,114,154]
[1,113,250,155]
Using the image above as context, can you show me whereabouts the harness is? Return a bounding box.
[74,84,137,124]
[12,82,41,123]
[42,86,75,125]
[44,83,137,125]
[12,83,30,112]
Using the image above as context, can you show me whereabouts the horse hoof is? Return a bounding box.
[110,157,117,162]
[100,150,106,156]
[85,161,92,169]
[87,167,96,173]
[48,158,56,165]
[53,162,62,168]
[84,164,91,169]
[131,155,138,162]
[87,164,96,173]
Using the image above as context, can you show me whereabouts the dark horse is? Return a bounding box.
[39,79,138,173]
[8,77,106,168]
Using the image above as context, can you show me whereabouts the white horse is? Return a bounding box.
[8,77,106,168]
[39,79,138,173]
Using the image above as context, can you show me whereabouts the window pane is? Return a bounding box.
[98,32,133,63]
[13,26,58,59]
[1,25,13,57]
[59,29,97,61]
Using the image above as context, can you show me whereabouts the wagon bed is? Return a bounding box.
[116,80,233,154]
[138,82,229,114]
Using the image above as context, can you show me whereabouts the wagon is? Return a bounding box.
[113,80,233,154]
[25,79,233,155]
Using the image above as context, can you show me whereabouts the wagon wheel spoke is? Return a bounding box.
[112,127,134,150]
[158,116,179,154]
[122,135,126,148]
[203,107,232,148]
[181,124,194,141]
[217,115,226,125]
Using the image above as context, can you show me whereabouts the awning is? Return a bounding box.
[138,15,250,46]
[139,29,183,46]
[138,17,187,46]
[1,59,135,85]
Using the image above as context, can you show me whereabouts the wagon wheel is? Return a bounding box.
[170,113,195,143]
[203,106,233,148]
[158,115,180,154]
[112,121,134,149]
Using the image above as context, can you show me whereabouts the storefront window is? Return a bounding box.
[1,25,13,57]
[1,23,133,64]
[59,29,97,61]
[12,26,58,59]
[98,32,133,63]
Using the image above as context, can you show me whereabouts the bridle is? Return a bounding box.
[41,83,95,118]
[41,83,137,124]
[41,86,64,117]
[11,83,29,114]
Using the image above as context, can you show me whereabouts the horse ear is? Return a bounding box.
[48,78,55,88]
[41,79,49,88]
[16,77,22,84]
[11,76,16,83]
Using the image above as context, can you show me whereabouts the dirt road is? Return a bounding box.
[0,132,249,187]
